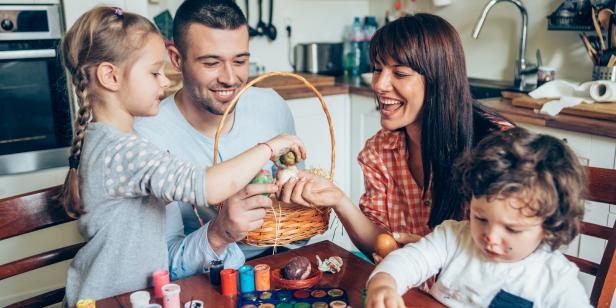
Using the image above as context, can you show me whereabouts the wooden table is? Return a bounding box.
[96,241,444,307]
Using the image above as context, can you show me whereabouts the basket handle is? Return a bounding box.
[212,72,335,180]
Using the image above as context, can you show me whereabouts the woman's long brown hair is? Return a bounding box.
[369,14,504,228]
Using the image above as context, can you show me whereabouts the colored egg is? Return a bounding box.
[279,151,297,166]
[375,233,399,258]
[250,170,273,196]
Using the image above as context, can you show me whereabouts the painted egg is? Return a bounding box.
[375,233,399,258]
[277,166,299,185]
[250,170,273,196]
[282,256,311,280]
[278,151,297,166]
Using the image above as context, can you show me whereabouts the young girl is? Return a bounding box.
[59,7,305,305]
[365,128,591,307]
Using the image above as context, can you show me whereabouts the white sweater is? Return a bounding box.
[370,220,591,308]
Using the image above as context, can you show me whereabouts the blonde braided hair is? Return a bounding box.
[58,6,159,218]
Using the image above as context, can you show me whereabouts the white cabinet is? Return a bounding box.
[350,94,381,204]
[516,122,616,295]
[286,95,356,251]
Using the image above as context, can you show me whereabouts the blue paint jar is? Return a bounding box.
[238,265,255,293]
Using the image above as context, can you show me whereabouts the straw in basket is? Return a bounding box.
[197,72,336,247]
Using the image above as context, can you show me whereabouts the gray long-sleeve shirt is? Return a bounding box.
[65,123,206,306]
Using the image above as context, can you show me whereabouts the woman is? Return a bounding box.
[280,13,513,260]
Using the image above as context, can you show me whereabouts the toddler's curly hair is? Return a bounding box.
[457,128,586,250]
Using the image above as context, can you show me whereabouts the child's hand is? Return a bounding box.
[264,134,306,163]
[366,273,406,308]
[277,170,345,209]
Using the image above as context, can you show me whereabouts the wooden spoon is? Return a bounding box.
[598,9,614,48]
[592,7,606,50]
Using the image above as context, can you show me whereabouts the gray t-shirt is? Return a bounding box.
[65,123,206,306]
[134,87,298,279]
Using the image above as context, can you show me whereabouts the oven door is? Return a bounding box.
[0,45,72,174]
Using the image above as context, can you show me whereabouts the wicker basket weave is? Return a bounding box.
[213,72,335,247]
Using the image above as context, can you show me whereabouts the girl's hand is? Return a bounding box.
[366,273,406,308]
[277,170,345,209]
[264,134,306,163]
[393,232,422,245]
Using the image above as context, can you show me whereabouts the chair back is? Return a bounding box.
[0,185,83,307]
[565,166,616,308]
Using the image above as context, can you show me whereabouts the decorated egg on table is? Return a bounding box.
[375,233,399,258]
[250,170,273,196]
[277,166,299,185]
[282,256,312,280]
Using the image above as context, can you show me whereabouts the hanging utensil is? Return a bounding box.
[245,0,260,37]
[263,0,277,40]
[256,0,267,35]
[592,7,606,50]
[536,49,543,67]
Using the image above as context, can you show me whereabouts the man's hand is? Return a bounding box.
[208,183,277,254]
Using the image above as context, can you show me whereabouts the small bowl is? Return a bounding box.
[361,72,373,85]
[271,266,322,289]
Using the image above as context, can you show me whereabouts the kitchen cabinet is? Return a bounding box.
[349,94,381,204]
[286,94,356,251]
[516,122,616,295]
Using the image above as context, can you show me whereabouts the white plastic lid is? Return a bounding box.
[129,290,150,307]
[162,283,181,296]
[184,300,204,308]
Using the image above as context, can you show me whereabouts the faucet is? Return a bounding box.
[472,0,537,90]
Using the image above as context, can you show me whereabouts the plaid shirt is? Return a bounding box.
[358,112,514,236]
[358,129,433,236]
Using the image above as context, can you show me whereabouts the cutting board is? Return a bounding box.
[249,73,336,90]
[502,91,616,122]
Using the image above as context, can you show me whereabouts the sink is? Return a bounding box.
[468,78,535,99]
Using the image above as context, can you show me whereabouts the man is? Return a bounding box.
[134,0,300,280]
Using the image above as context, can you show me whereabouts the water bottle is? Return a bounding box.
[349,16,363,77]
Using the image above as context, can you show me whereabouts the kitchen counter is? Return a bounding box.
[267,78,616,139]
[480,97,616,139]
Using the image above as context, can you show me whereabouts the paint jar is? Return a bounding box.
[129,290,151,308]
[239,265,255,293]
[153,269,170,299]
[208,259,223,286]
[162,283,181,308]
[254,264,270,291]
[220,268,238,296]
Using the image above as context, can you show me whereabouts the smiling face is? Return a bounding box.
[470,195,545,263]
[372,59,426,131]
[120,33,170,117]
[179,24,249,115]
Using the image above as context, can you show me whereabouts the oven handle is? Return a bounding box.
[0,49,56,60]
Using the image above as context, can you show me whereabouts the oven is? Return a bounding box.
[0,3,73,175]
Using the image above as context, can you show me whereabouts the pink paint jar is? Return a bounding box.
[162,283,181,308]
[152,269,170,299]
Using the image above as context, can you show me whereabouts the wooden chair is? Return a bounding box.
[0,185,84,307]
[564,166,616,308]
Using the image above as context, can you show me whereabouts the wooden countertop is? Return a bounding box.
[480,98,616,139]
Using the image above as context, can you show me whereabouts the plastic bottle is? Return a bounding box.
[349,16,363,77]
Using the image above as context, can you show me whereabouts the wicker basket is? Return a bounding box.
[213,72,335,247]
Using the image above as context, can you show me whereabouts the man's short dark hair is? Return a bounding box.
[173,0,247,53]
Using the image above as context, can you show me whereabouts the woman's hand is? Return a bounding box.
[264,134,306,163]
[372,232,422,264]
[366,273,406,308]
[277,170,345,209]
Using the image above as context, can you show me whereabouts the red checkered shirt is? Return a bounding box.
[358,114,514,236]
[358,129,433,236]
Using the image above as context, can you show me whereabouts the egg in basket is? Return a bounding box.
[212,72,335,247]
